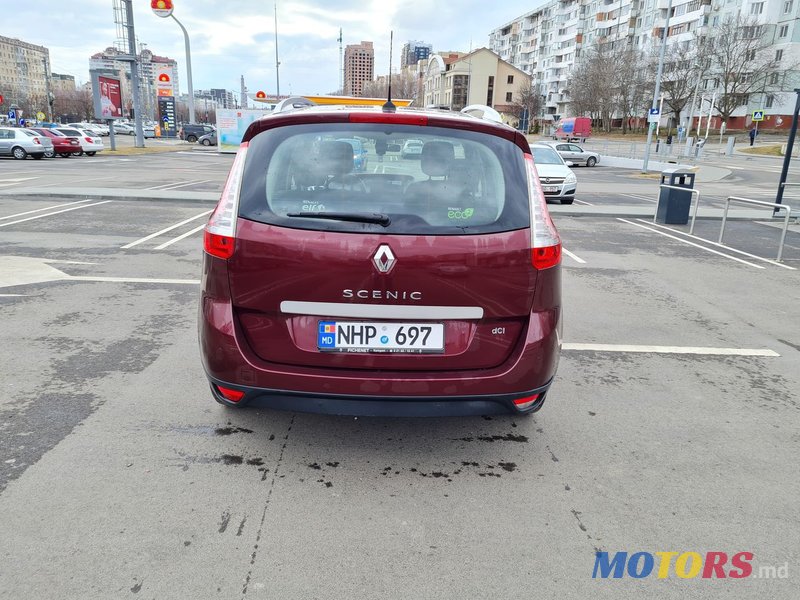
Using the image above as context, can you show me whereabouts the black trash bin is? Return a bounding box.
[655,168,695,224]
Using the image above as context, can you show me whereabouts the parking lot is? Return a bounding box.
[0,154,798,598]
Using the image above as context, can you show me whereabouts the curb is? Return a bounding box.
[0,188,218,204]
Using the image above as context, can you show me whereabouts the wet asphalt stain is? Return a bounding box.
[221,455,243,465]
[130,579,143,594]
[588,411,596,416]
[0,392,96,494]
[571,508,603,552]
[453,433,529,443]
[236,517,247,536]
[498,462,517,472]
[214,425,254,436]
[218,511,231,533]
[546,446,560,462]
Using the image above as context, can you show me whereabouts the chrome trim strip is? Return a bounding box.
[280,301,484,320]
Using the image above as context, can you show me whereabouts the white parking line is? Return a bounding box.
[155,179,215,191]
[0,199,93,221]
[573,198,594,206]
[145,179,208,191]
[121,211,212,249]
[563,343,779,357]
[153,224,206,250]
[0,177,39,187]
[635,219,797,271]
[68,276,200,285]
[0,201,112,228]
[621,193,657,203]
[617,218,765,269]
[562,248,586,264]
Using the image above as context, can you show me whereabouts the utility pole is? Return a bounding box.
[338,28,343,94]
[642,0,673,173]
[122,0,144,147]
[43,55,53,122]
[274,4,281,98]
[775,89,800,213]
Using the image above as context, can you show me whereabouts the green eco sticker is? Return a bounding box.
[447,207,474,220]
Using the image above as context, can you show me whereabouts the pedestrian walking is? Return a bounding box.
[749,127,757,146]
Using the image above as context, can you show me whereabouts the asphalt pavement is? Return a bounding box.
[0,154,798,598]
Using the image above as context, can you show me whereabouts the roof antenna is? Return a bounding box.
[383,30,396,113]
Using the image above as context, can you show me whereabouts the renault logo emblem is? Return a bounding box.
[373,244,395,273]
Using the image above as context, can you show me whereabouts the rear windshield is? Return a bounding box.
[58,129,80,136]
[530,146,563,164]
[239,122,530,235]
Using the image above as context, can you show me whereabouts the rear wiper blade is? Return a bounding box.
[286,212,391,227]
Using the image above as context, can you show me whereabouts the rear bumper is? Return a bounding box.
[206,374,552,416]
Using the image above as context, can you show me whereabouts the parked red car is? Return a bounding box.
[28,128,81,158]
[199,104,562,416]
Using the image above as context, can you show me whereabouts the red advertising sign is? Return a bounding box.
[98,76,123,118]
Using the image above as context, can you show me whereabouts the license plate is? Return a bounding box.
[543,185,559,193]
[318,321,444,353]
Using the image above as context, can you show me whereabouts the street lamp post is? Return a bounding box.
[171,14,196,124]
[642,0,673,173]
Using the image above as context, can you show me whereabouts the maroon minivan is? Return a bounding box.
[199,104,562,416]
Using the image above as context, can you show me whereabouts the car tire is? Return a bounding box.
[586,156,597,167]
[129,131,135,135]
[72,152,83,156]
[44,150,55,159]
[202,139,211,146]
[32,154,44,160]
[86,151,96,156]
[561,197,575,205]
[12,146,27,160]
[187,135,198,143]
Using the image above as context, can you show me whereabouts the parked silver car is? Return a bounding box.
[544,141,600,167]
[530,143,578,205]
[0,127,54,159]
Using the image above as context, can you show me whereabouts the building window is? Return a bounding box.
[776,49,784,61]
[785,0,793,12]
[749,2,764,14]
[506,91,513,102]
[769,72,780,84]
[766,94,775,108]
[507,75,514,84]
[486,75,495,106]
[779,24,789,37]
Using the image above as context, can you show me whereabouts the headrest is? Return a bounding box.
[316,140,354,176]
[420,141,454,177]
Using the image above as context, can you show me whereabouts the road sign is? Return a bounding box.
[752,110,764,122]
[648,107,660,124]
[36,111,45,121]
[8,109,16,123]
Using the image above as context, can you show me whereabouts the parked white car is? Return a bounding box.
[0,127,54,159]
[543,141,600,167]
[55,128,105,156]
[529,143,578,205]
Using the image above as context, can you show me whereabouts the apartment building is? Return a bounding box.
[489,0,800,127]
[51,73,76,93]
[0,35,50,102]
[401,41,433,68]
[422,48,531,119]
[344,41,375,97]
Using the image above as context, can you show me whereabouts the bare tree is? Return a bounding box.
[569,44,617,131]
[52,89,94,121]
[660,42,707,128]
[613,45,653,134]
[510,81,542,133]
[704,15,782,124]
[361,71,418,101]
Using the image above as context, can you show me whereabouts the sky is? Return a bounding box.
[2,0,540,98]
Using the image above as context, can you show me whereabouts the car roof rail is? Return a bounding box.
[272,97,316,114]
[460,104,503,124]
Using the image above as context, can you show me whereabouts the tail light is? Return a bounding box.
[215,385,245,402]
[84,137,93,143]
[524,153,561,270]
[33,138,41,145]
[513,394,540,410]
[204,142,249,259]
